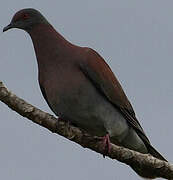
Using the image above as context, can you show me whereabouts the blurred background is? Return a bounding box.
[0,0,173,179]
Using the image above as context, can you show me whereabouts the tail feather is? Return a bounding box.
[147,143,167,162]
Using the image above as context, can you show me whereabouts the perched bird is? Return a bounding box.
[3,8,167,178]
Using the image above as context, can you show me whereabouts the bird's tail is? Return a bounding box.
[147,143,167,162]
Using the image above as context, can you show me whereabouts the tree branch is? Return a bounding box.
[0,81,173,179]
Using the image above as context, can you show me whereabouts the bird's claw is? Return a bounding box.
[102,133,111,158]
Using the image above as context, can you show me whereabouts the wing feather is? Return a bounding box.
[80,48,150,144]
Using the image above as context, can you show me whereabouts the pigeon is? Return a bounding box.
[3,8,167,178]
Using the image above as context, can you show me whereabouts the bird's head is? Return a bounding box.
[3,8,49,32]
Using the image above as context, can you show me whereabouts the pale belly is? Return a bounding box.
[48,79,129,138]
[43,74,147,153]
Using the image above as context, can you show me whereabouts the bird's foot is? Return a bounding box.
[102,133,111,158]
[54,117,60,132]
[66,121,75,140]
[56,117,75,140]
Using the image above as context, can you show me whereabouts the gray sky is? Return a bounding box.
[0,0,173,179]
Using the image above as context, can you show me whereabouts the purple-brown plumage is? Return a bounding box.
[3,8,167,179]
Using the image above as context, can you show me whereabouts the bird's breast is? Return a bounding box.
[40,65,128,137]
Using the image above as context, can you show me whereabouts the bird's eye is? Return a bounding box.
[23,13,30,20]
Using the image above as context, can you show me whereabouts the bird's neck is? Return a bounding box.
[28,24,73,70]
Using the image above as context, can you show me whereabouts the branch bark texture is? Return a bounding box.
[0,81,173,179]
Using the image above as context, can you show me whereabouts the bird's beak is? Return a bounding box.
[3,23,14,32]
